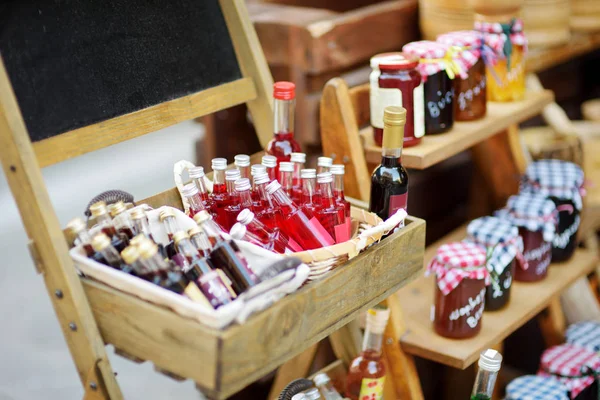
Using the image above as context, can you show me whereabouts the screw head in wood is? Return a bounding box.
[89,382,97,391]
[69,322,77,331]
[55,289,63,299]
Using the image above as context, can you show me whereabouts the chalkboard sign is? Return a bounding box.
[0,0,243,142]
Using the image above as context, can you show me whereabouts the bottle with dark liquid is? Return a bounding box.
[181,183,206,218]
[369,106,409,222]
[234,154,251,180]
[66,217,94,257]
[159,208,180,259]
[290,152,306,203]
[279,162,294,198]
[346,307,390,400]
[110,201,135,240]
[253,171,283,230]
[261,155,278,182]
[300,169,319,218]
[330,164,351,233]
[188,226,211,258]
[130,208,154,241]
[188,166,216,217]
[316,172,348,243]
[138,240,188,294]
[91,233,124,270]
[470,349,502,400]
[317,157,333,175]
[210,158,230,224]
[120,245,148,277]
[90,201,127,252]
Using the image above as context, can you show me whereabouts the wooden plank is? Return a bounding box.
[359,90,554,170]
[33,77,256,168]
[527,32,600,73]
[397,225,598,370]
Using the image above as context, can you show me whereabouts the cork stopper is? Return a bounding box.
[91,233,111,252]
[365,307,391,334]
[121,246,141,265]
[382,106,407,150]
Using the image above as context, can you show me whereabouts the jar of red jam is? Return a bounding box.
[370,53,424,148]
[427,242,489,339]
[501,193,557,282]
[436,30,487,121]
[520,160,585,262]
[402,41,455,135]
[466,216,526,311]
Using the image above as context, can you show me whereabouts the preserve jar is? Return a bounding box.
[506,375,569,400]
[520,160,585,262]
[402,41,455,135]
[466,216,526,311]
[427,242,489,339]
[501,192,557,282]
[436,30,487,121]
[566,321,600,353]
[475,18,527,102]
[370,53,424,148]
[538,344,600,400]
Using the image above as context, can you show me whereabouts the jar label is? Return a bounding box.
[448,287,486,329]
[426,87,454,121]
[359,377,385,400]
[370,87,402,129]
[553,215,580,249]
[457,76,486,111]
[413,83,425,138]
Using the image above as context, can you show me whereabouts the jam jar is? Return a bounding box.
[538,344,600,400]
[436,30,487,121]
[520,160,584,262]
[501,193,557,282]
[370,53,424,148]
[402,41,455,135]
[475,17,527,102]
[506,375,569,400]
[566,321,600,354]
[427,242,489,339]
[466,216,526,311]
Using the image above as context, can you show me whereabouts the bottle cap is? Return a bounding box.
[66,217,87,234]
[330,164,345,175]
[130,208,146,221]
[317,157,333,168]
[478,349,503,372]
[313,373,331,387]
[279,162,294,172]
[291,395,307,400]
[253,172,270,185]
[290,152,306,163]
[303,388,321,400]
[138,240,159,259]
[383,106,407,126]
[91,233,111,252]
[193,210,212,225]
[229,223,247,240]
[273,81,295,100]
[121,246,141,265]
[261,155,277,168]
[225,169,241,182]
[300,169,316,179]
[235,178,251,192]
[188,226,202,237]
[234,154,251,167]
[173,231,189,245]
[265,180,282,195]
[129,234,147,247]
[365,307,391,335]
[237,209,255,225]
[317,172,333,184]
[181,183,199,197]
[188,166,205,179]
[89,201,108,218]
[211,158,228,170]
[371,52,419,70]
[251,164,266,176]
[158,208,176,222]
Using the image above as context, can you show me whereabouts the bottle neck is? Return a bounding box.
[274,98,295,136]
[237,166,250,180]
[266,166,277,181]
[193,177,210,201]
[162,216,179,240]
[191,232,213,254]
[226,179,237,194]
[213,169,226,188]
[270,187,296,210]
[238,190,253,208]
[471,367,499,398]
[133,218,152,238]
[199,220,226,247]
[255,182,275,208]
[280,171,293,190]
[333,174,345,198]
[362,328,383,355]
[76,230,93,245]
[381,122,405,164]
[186,193,205,212]
[317,182,335,207]
[176,238,199,260]
[292,162,304,186]
[301,177,317,203]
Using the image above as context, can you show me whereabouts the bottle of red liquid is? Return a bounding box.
[253,171,283,230]
[266,181,335,250]
[210,158,230,223]
[262,155,278,182]
[230,222,273,250]
[234,154,251,180]
[237,209,301,253]
[330,164,352,237]
[346,307,390,400]
[316,172,349,244]
[265,81,302,176]
[290,152,306,203]
[181,183,207,218]
[219,169,241,229]
[279,162,294,198]
[251,164,267,206]
[300,169,319,218]
[317,156,333,175]
[189,166,216,217]
[224,178,254,230]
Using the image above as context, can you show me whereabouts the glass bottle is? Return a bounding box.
[222,169,242,230]
[317,157,333,175]
[138,240,188,294]
[262,155,278,182]
[91,233,123,269]
[210,158,230,224]
[266,181,335,250]
[279,161,294,198]
[330,164,351,236]
[346,307,390,400]
[159,208,180,259]
[230,223,272,250]
[173,230,202,263]
[471,349,503,400]
[188,226,211,258]
[130,208,152,240]
[66,217,94,257]
[303,388,323,400]
[90,201,127,252]
[290,152,306,203]
[120,245,149,277]
[188,166,216,216]
[237,209,299,253]
[300,169,319,218]
[253,171,283,230]
[316,173,348,244]
[251,164,267,204]
[181,183,206,218]
[234,154,251,180]
[110,201,135,240]
[313,373,343,400]
[369,106,409,222]
[265,81,302,176]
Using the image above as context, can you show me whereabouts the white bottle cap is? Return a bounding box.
[234,154,250,167]
[253,172,270,185]
[300,168,316,179]
[313,372,331,387]
[251,164,267,176]
[237,209,255,225]
[211,158,227,170]
[188,166,205,179]
[262,155,277,168]
[266,180,282,194]
[181,183,199,197]
[235,178,251,192]
[279,162,294,172]
[365,307,390,335]
[225,169,241,181]
[290,152,306,163]
[478,349,503,372]
[317,156,333,167]
[229,223,247,240]
[330,164,345,175]
[317,172,333,184]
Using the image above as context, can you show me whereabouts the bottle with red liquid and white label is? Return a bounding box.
[265,81,302,177]
[369,106,409,222]
[189,166,216,217]
[210,158,230,224]
[252,171,282,230]
[237,209,300,253]
[261,155,278,182]
[300,169,319,218]
[181,183,206,218]
[234,154,251,180]
[290,152,306,203]
[316,172,349,244]
[330,164,352,237]
[279,161,294,198]
[266,180,334,250]
[317,156,333,175]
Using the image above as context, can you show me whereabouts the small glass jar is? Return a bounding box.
[505,375,569,400]
[402,41,455,135]
[436,31,487,121]
[370,53,424,148]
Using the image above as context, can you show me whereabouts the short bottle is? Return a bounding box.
[237,209,300,253]
[130,208,154,241]
[330,164,352,237]
[223,170,243,230]
[300,169,319,218]
[262,155,278,182]
[290,152,306,203]
[251,164,268,206]
[317,156,333,175]
[470,349,503,400]
[316,172,348,243]
[120,245,148,277]
[66,217,95,257]
[110,201,136,240]
[188,226,211,258]
[230,223,272,250]
[181,183,206,218]
[279,161,295,198]
[90,201,127,251]
[234,154,251,180]
[91,233,124,270]
[253,171,283,230]
[138,240,188,294]
[188,166,216,217]
[159,208,180,259]
[313,373,343,400]
[210,158,230,224]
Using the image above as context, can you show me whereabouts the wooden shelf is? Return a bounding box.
[359,90,554,169]
[527,32,600,73]
[396,225,598,370]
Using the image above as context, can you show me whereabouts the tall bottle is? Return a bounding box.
[181,183,206,218]
[262,155,278,182]
[222,169,242,230]
[470,349,503,400]
[279,162,294,198]
[369,106,409,222]
[234,154,251,180]
[316,172,348,243]
[346,307,390,400]
[317,156,333,174]
[300,169,319,218]
[330,164,351,226]
[290,152,306,203]
[265,81,302,177]
[253,171,283,230]
[189,166,216,216]
[210,158,230,224]
[313,373,343,400]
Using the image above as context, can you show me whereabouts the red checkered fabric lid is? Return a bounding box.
[538,344,600,398]
[426,242,490,295]
[402,40,469,80]
[474,18,527,58]
[437,30,482,67]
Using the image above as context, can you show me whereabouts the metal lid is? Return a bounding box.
[312,372,331,387]
[300,169,316,179]
[279,162,294,172]
[370,52,419,70]
[138,240,159,259]
[121,246,141,265]
[229,223,246,240]
[91,233,111,252]
[109,201,127,217]
[211,158,227,170]
[253,172,270,185]
[181,183,199,197]
[273,81,295,100]
[478,348,503,372]
[251,164,267,176]
[261,155,277,168]
[129,234,147,247]
[188,166,205,179]
[158,208,176,222]
[130,208,146,220]
[193,210,212,225]
[237,209,255,225]
[330,164,345,175]
[235,178,251,192]
[290,152,306,163]
[188,226,202,237]
[173,231,189,245]
[383,106,407,126]
[66,217,87,234]
[225,169,241,181]
[366,307,391,334]
[89,201,108,218]
[234,154,250,167]
[317,157,333,167]
[317,172,333,184]
[265,180,282,194]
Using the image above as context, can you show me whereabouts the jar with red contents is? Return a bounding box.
[500,193,557,282]
[436,30,487,121]
[427,242,490,339]
[369,53,424,148]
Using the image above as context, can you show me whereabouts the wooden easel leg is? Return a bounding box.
[267,344,319,400]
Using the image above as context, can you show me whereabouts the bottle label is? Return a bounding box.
[388,193,408,219]
[370,87,402,129]
[346,216,352,239]
[358,377,385,400]
[334,222,350,243]
[308,217,335,246]
[413,83,425,138]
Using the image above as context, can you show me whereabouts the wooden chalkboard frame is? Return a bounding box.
[0,1,273,399]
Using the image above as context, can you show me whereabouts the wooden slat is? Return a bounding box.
[397,225,598,370]
[33,77,257,168]
[527,32,600,73]
[359,90,554,170]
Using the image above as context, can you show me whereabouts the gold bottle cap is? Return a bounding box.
[188,226,202,237]
[382,106,407,150]
[193,210,212,225]
[66,217,87,234]
[158,208,176,222]
[109,201,127,217]
[121,246,141,265]
[130,208,146,220]
[383,106,407,126]
[91,233,111,252]
[173,231,189,245]
[138,240,158,259]
[89,201,108,218]
[129,234,147,247]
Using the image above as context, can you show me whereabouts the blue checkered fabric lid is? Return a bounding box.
[503,193,558,242]
[566,321,600,353]
[466,216,525,274]
[506,375,569,400]
[520,160,585,210]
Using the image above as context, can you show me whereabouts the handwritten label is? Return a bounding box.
[359,377,385,400]
[427,89,454,119]
[553,215,581,249]
[449,288,486,329]
[524,241,552,276]
[457,76,486,111]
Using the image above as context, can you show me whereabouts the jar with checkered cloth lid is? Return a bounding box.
[402,41,455,136]
[499,192,557,282]
[466,216,525,311]
[436,31,487,122]
[506,375,569,400]
[426,242,490,339]
[520,159,585,262]
[538,344,600,399]
[567,321,600,354]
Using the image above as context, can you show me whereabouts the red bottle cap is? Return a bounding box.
[273,81,295,100]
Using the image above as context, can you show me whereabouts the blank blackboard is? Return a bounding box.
[0,0,242,142]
